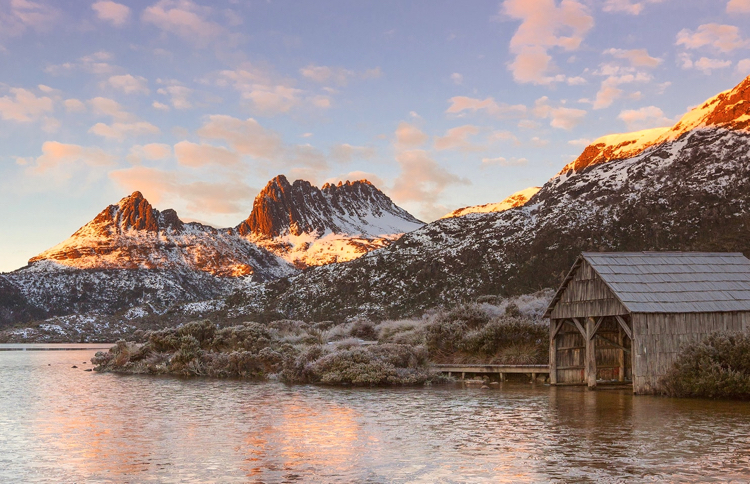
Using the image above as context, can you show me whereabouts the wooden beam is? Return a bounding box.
[549,321,558,385]
[615,315,632,339]
[585,316,597,388]
[589,316,604,340]
[571,318,586,338]
[594,333,631,352]
[617,325,625,382]
[550,319,565,340]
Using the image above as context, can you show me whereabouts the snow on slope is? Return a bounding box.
[28,191,295,280]
[560,75,750,176]
[238,175,424,268]
[441,187,541,219]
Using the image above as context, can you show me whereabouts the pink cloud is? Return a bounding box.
[502,0,594,84]
[92,1,130,26]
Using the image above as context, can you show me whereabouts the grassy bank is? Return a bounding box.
[92,301,549,387]
[660,332,750,399]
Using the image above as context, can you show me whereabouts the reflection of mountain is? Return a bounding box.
[244,75,750,321]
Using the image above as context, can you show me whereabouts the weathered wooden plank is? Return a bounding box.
[615,315,632,339]
[586,317,597,388]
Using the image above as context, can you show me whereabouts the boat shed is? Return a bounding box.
[544,252,750,394]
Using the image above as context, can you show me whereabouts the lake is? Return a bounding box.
[1,346,749,483]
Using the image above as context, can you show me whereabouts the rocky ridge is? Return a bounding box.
[237,175,424,268]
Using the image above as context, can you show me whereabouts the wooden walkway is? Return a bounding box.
[434,364,549,382]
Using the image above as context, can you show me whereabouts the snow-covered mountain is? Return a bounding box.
[441,187,541,219]
[0,176,422,327]
[237,175,424,268]
[29,191,295,279]
[236,75,750,321]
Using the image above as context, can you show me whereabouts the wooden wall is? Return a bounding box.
[631,311,750,394]
[549,260,629,320]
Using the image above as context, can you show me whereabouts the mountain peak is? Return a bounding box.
[442,186,541,219]
[561,75,750,175]
[238,175,422,239]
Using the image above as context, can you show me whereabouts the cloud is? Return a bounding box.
[330,144,376,163]
[392,149,469,206]
[92,1,130,26]
[450,73,463,85]
[590,50,658,109]
[618,106,672,130]
[109,165,254,214]
[128,143,172,163]
[693,57,733,73]
[502,0,594,84]
[488,130,520,144]
[446,96,527,118]
[727,0,750,13]
[89,96,133,121]
[533,96,586,129]
[298,64,382,86]
[152,101,170,111]
[156,79,192,109]
[0,0,60,36]
[434,125,484,151]
[602,0,663,15]
[196,115,283,160]
[64,98,86,112]
[604,48,661,67]
[45,51,117,76]
[738,58,750,75]
[25,141,115,175]
[0,87,53,122]
[592,77,624,109]
[107,74,149,94]
[88,121,161,140]
[481,156,528,167]
[174,140,240,167]
[142,0,224,46]
[395,122,428,150]
[245,85,303,115]
[676,24,749,53]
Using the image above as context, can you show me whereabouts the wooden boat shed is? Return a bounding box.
[544,252,750,394]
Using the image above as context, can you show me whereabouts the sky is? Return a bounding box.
[1,0,750,272]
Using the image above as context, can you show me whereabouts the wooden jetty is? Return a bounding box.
[434,364,549,382]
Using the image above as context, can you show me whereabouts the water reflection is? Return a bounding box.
[1,350,750,483]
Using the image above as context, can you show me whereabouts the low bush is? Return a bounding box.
[660,332,750,399]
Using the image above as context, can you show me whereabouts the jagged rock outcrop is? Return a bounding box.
[237,175,424,267]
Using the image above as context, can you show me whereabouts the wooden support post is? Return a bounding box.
[461,372,465,380]
[586,316,597,388]
[531,372,537,383]
[618,325,625,382]
[549,319,559,385]
[499,372,505,382]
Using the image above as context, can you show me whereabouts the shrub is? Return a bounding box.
[660,332,750,399]
[348,319,377,340]
[210,322,273,353]
[177,320,216,347]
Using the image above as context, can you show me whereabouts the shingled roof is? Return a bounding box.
[545,252,750,316]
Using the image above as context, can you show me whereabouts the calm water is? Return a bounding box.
[2,348,750,483]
